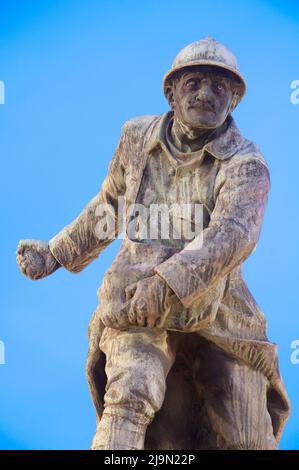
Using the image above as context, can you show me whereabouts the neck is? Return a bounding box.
[171,114,226,152]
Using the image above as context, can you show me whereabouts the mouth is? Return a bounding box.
[189,104,215,113]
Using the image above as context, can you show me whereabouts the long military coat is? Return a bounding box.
[49,111,290,447]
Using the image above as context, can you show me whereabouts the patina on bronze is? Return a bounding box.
[17,37,290,450]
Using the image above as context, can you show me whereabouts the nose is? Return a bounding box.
[196,79,212,101]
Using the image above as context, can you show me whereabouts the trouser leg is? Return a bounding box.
[91,326,176,450]
[195,340,277,450]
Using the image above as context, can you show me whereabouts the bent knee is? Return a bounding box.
[104,366,167,419]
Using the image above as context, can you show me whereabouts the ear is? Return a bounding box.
[165,84,176,110]
[229,78,244,112]
[228,91,240,113]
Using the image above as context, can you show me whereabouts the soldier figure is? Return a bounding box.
[17,37,290,450]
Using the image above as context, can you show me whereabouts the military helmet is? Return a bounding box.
[163,37,246,103]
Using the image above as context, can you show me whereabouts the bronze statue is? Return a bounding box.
[17,37,290,450]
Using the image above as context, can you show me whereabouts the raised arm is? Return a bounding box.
[154,155,271,308]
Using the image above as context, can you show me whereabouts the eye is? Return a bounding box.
[214,82,225,92]
[184,78,199,90]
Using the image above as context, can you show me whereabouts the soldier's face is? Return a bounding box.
[172,66,235,128]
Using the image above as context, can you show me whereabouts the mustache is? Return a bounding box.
[188,99,216,112]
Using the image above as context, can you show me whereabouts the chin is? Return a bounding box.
[184,111,220,129]
[187,117,219,129]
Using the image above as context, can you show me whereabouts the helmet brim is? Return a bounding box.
[163,61,246,98]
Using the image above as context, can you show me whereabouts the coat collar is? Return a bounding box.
[145,110,246,161]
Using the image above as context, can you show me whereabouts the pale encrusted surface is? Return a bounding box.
[49,110,290,448]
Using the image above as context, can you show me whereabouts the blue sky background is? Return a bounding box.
[1,0,299,450]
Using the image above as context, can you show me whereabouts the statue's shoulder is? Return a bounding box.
[216,135,271,196]
[226,120,269,170]
[236,138,267,166]
[121,114,161,143]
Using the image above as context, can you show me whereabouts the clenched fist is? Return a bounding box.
[125,274,176,328]
[16,239,60,280]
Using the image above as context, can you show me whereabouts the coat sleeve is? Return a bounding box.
[154,155,271,308]
[48,123,129,273]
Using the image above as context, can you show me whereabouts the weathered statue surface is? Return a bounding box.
[17,37,290,450]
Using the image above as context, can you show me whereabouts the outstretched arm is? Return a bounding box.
[17,123,128,280]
